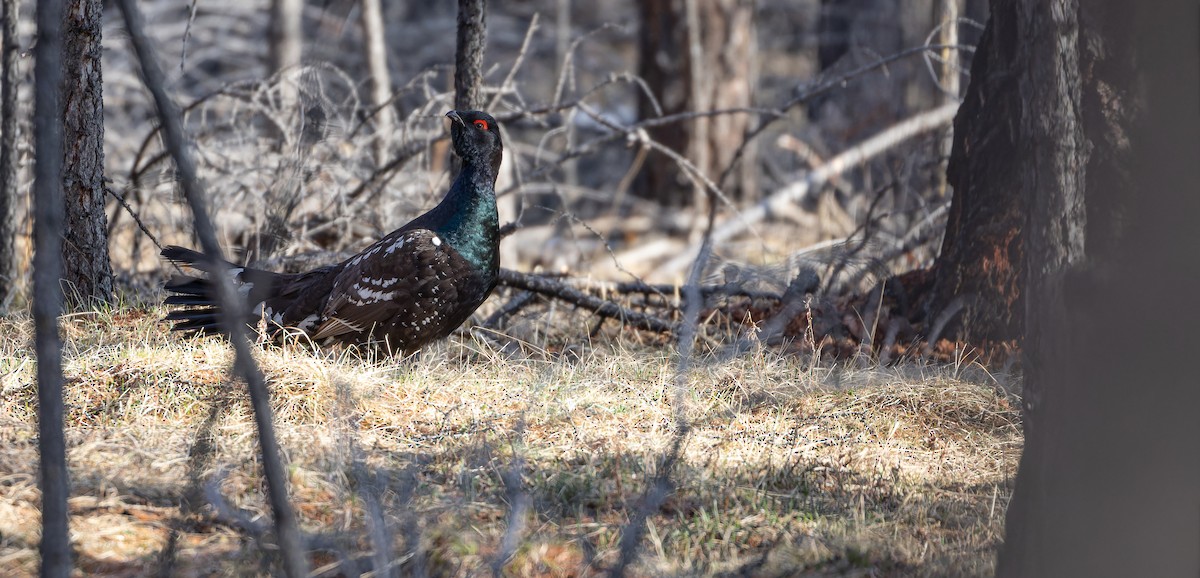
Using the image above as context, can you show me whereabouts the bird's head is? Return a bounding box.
[446,110,503,178]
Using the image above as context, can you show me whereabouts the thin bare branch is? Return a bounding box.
[487,13,539,112]
[661,102,961,275]
[115,1,309,576]
[496,268,675,335]
[32,0,72,574]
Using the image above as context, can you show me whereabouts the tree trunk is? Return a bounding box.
[0,0,19,314]
[61,0,112,307]
[997,2,1200,575]
[33,0,72,574]
[454,0,487,112]
[813,0,937,141]
[360,0,396,167]
[920,0,1025,344]
[115,0,311,573]
[269,0,303,74]
[634,0,757,208]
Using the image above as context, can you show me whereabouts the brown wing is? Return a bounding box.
[309,228,469,343]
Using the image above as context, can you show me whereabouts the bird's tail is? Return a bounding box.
[161,245,278,335]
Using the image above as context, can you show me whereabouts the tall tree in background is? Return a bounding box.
[360,0,396,167]
[635,0,758,207]
[0,0,19,314]
[455,0,487,112]
[270,0,303,74]
[61,0,113,306]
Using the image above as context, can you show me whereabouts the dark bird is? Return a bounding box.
[161,110,503,353]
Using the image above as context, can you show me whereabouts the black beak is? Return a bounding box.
[445,110,465,126]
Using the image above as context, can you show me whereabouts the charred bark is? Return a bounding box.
[998,1,1200,575]
[922,1,1025,344]
[988,0,1200,573]
[923,0,1139,348]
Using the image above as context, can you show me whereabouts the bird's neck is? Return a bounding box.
[431,162,499,272]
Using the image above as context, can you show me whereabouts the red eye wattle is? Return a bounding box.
[473,119,489,131]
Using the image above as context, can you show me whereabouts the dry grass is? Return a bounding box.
[0,306,1020,577]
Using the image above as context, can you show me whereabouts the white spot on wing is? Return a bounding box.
[356,285,393,302]
[386,235,408,254]
[347,282,393,305]
[431,236,441,246]
[364,277,399,288]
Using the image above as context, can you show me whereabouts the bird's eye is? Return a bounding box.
[473,119,489,131]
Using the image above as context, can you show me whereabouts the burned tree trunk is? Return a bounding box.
[904,0,1200,572]
[921,2,1200,573]
[920,3,1025,344]
[60,0,112,306]
[635,0,758,207]
[922,0,1139,349]
[997,1,1200,575]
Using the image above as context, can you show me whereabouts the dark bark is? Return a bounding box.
[116,1,309,576]
[988,2,1200,576]
[922,0,1025,344]
[635,0,690,207]
[0,0,19,313]
[997,1,1090,570]
[454,0,487,112]
[634,0,758,207]
[925,0,1140,349]
[60,0,112,307]
[33,0,72,575]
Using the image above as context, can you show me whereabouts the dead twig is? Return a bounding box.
[31,0,71,574]
[115,1,309,575]
[497,268,675,335]
[661,102,961,275]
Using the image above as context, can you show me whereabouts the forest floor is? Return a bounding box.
[0,308,1021,577]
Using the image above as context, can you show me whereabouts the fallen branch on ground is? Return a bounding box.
[497,268,675,335]
[660,102,961,275]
